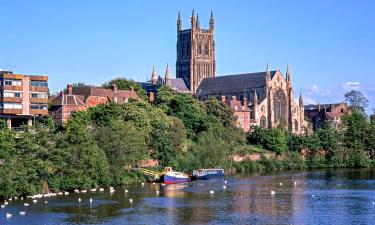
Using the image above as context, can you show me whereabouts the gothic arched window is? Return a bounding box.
[260,116,267,128]
[205,43,209,55]
[198,43,202,55]
[273,89,287,124]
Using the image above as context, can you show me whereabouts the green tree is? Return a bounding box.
[205,97,235,127]
[345,90,368,114]
[103,77,147,99]
[95,120,148,185]
[341,111,368,167]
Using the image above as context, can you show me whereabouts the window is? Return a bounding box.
[0,103,3,109]
[2,80,22,86]
[30,104,48,110]
[198,43,202,55]
[260,116,267,128]
[295,119,299,132]
[3,103,22,109]
[2,92,22,98]
[30,81,48,87]
[30,92,48,98]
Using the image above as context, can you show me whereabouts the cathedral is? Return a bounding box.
[144,11,307,134]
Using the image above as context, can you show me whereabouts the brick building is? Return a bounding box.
[304,102,349,130]
[0,71,48,129]
[50,84,138,125]
[221,96,252,132]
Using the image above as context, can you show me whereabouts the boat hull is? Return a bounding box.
[192,168,225,180]
[161,174,188,184]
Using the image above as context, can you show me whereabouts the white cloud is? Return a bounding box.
[307,84,320,94]
[304,97,317,105]
[342,81,360,90]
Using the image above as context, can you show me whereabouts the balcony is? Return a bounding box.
[30,86,48,92]
[30,109,48,115]
[0,85,23,91]
[0,108,23,115]
[0,97,23,103]
[30,98,48,104]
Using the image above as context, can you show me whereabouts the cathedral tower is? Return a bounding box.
[176,10,216,93]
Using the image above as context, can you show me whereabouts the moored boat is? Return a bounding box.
[192,167,224,180]
[160,167,189,184]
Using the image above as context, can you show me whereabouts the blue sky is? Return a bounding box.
[1,0,374,112]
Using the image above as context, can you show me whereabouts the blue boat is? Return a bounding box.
[192,167,224,180]
[160,167,189,184]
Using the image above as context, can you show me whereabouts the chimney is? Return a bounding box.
[149,91,155,102]
[112,84,118,93]
[221,95,226,102]
[243,98,247,111]
[232,96,237,101]
[67,84,73,95]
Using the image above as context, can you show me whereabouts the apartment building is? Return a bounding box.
[0,71,49,129]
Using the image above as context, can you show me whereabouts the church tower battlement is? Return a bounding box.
[176,10,216,93]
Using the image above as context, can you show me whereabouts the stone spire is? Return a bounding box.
[177,11,182,31]
[164,63,171,86]
[152,65,158,85]
[209,10,214,31]
[196,13,200,29]
[266,61,271,82]
[286,63,292,84]
[191,9,196,29]
[299,93,304,107]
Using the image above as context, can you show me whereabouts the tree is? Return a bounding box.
[102,77,147,99]
[344,90,368,114]
[341,111,368,167]
[95,120,148,185]
[204,97,235,127]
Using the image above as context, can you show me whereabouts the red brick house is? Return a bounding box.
[50,84,138,125]
[221,96,251,132]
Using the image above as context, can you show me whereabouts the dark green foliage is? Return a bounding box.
[344,90,369,114]
[102,77,147,99]
[247,127,288,155]
[205,97,235,127]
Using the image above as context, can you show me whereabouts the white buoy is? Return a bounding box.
[279,182,283,186]
[294,181,297,186]
[222,185,227,189]
[129,198,133,204]
[6,213,12,218]
[224,180,227,184]
[19,211,26,216]
[44,201,48,204]
[125,189,129,193]
[1,205,5,208]
[24,203,29,206]
[89,198,93,203]
[209,190,214,194]
[156,190,160,195]
[32,199,37,203]
[271,190,276,195]
[78,198,81,203]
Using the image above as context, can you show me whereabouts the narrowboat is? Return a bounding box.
[192,167,225,180]
[160,167,189,184]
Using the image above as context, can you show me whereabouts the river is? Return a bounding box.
[0,169,374,225]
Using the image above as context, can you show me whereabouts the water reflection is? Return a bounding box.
[0,168,374,224]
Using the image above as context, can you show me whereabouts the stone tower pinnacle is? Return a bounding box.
[209,11,214,30]
[177,12,182,31]
[165,63,171,86]
[151,65,157,85]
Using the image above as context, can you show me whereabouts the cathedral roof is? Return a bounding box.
[197,71,277,96]
[169,78,190,93]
